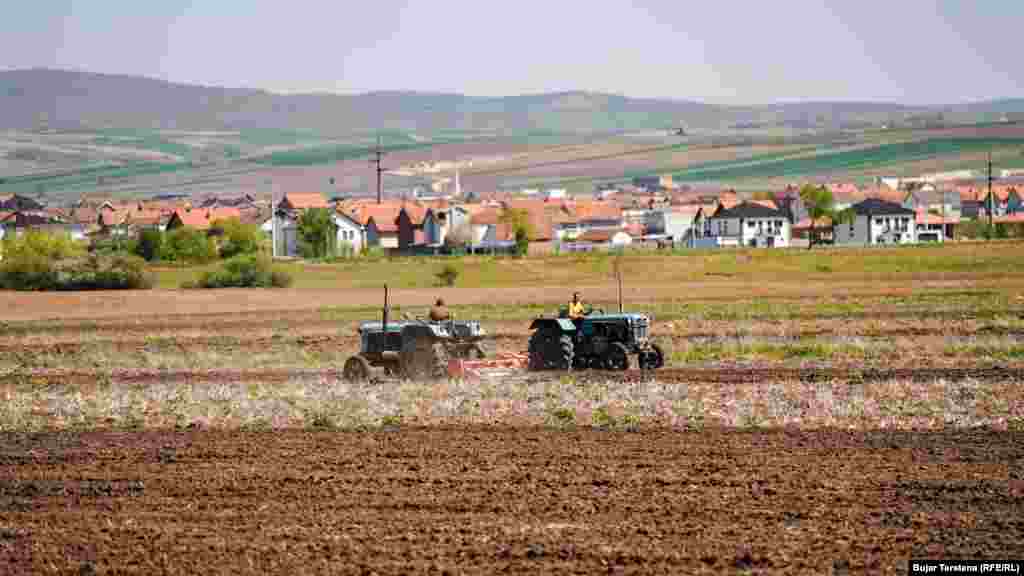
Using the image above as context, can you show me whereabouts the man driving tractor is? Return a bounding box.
[429,297,451,322]
[568,292,586,319]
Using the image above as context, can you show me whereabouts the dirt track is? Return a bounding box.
[1,429,1021,575]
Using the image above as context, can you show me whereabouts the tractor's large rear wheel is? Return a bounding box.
[430,342,450,379]
[343,355,372,382]
[604,342,630,371]
[528,329,554,371]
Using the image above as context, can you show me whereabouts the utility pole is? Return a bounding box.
[987,151,994,232]
[370,135,389,205]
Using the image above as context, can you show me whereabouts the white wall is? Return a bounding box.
[738,217,790,248]
[835,214,917,245]
[334,216,364,255]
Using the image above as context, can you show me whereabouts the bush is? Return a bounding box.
[134,229,164,262]
[514,226,529,257]
[161,226,218,263]
[1,232,152,291]
[186,254,293,289]
[210,217,262,259]
[52,253,154,290]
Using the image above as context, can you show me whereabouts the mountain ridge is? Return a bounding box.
[1,68,1021,135]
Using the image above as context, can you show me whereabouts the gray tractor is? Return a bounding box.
[342,286,489,382]
[527,308,664,372]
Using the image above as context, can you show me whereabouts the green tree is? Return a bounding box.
[798,184,853,249]
[210,217,261,259]
[134,229,164,262]
[297,208,338,259]
[514,226,529,257]
[499,208,535,240]
[161,227,218,263]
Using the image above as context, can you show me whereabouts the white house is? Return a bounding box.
[333,212,365,255]
[646,206,699,245]
[699,202,791,248]
[423,204,470,246]
[562,229,633,252]
[833,198,917,245]
[544,188,566,200]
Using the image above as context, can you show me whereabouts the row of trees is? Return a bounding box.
[124,218,264,263]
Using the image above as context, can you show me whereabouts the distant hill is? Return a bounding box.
[1,68,1021,135]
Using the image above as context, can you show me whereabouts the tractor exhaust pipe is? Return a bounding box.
[383,284,389,330]
[615,256,624,313]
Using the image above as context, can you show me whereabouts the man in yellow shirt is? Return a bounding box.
[568,292,585,319]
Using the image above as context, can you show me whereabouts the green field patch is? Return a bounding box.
[672,137,1024,181]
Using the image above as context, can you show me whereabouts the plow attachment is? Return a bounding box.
[448,352,530,381]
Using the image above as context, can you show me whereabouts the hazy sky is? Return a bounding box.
[2,0,1022,104]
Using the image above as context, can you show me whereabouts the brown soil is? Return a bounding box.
[1,429,1021,575]
[6,366,1024,387]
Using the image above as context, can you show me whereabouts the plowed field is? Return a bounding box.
[2,429,1022,575]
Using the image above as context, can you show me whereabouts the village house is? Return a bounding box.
[0,210,85,241]
[0,194,45,212]
[268,192,331,256]
[914,209,959,242]
[903,187,962,221]
[467,207,514,249]
[332,211,365,255]
[421,200,471,246]
[98,203,170,237]
[699,201,791,248]
[553,201,624,243]
[396,204,428,250]
[562,229,634,252]
[165,207,243,232]
[645,205,699,246]
[833,198,917,245]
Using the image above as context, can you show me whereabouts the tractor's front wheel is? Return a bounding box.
[638,343,665,370]
[556,335,575,371]
[430,342,450,379]
[604,342,630,371]
[343,355,372,382]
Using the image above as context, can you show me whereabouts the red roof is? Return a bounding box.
[281,192,329,210]
[751,199,778,210]
[169,207,242,230]
[350,203,404,231]
[569,200,622,222]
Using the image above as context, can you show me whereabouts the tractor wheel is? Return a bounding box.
[604,342,630,371]
[528,330,552,371]
[430,342,450,379]
[639,343,666,370]
[343,355,372,382]
[469,342,489,359]
[556,335,575,371]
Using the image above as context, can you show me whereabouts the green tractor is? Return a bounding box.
[527,304,665,372]
[342,286,489,382]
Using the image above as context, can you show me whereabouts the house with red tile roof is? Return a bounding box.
[166,207,242,231]
[279,192,329,211]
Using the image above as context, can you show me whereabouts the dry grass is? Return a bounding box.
[1,375,1019,432]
